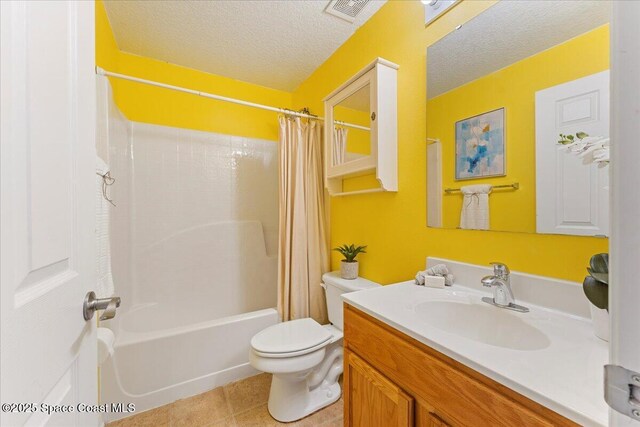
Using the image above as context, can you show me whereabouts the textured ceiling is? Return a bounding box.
[104,0,386,92]
[427,0,610,99]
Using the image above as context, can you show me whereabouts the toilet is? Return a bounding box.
[249,272,379,422]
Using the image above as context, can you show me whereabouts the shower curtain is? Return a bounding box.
[277,116,329,323]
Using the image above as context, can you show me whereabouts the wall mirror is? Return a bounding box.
[426,0,610,237]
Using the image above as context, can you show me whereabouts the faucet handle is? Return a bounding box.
[490,262,510,277]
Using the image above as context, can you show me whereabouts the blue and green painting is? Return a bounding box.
[455,108,505,180]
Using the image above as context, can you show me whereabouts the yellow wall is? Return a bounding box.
[95,0,291,141]
[428,25,609,232]
[98,0,609,284]
[293,0,608,284]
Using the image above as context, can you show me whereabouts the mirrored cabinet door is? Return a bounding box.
[326,68,377,179]
[331,83,373,168]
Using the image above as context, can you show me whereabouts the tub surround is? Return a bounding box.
[341,259,608,426]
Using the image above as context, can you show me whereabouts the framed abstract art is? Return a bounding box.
[455,108,505,180]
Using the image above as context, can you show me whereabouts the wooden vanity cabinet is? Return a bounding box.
[343,304,578,427]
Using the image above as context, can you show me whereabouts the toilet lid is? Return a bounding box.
[251,318,332,355]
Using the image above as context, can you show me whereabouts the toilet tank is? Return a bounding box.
[322,272,380,330]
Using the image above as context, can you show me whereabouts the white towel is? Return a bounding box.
[96,157,115,298]
[460,184,492,230]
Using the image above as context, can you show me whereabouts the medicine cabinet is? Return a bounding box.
[323,58,398,196]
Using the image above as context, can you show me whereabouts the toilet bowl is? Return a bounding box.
[249,272,380,422]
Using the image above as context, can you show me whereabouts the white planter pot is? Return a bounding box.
[340,261,359,280]
[589,304,610,342]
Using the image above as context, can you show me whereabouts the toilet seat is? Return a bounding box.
[251,318,333,358]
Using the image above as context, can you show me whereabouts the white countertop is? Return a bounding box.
[342,281,609,426]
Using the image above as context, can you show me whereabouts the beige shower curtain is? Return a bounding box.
[277,116,329,323]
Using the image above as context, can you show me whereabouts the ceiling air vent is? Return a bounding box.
[324,0,371,23]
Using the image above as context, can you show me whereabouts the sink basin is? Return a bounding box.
[414,300,550,351]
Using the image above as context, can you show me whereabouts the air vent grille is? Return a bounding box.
[324,0,371,23]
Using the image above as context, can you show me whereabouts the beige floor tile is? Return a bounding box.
[233,403,289,427]
[170,387,231,427]
[223,373,272,415]
[206,417,237,427]
[108,374,342,427]
[106,405,170,427]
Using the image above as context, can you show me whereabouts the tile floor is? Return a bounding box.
[106,373,343,427]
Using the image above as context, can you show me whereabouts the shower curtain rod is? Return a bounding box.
[95,67,371,132]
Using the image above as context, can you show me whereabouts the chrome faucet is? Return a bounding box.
[481,262,529,313]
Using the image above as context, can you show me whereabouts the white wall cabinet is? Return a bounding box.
[323,58,398,196]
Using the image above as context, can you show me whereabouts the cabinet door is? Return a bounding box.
[345,350,414,427]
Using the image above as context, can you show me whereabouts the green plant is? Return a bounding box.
[583,253,609,311]
[333,244,367,263]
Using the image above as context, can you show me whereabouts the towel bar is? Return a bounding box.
[444,182,519,194]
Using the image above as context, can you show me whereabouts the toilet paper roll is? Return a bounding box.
[97,327,115,365]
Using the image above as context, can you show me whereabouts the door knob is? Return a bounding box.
[83,291,121,321]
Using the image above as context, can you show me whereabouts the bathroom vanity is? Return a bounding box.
[343,304,576,426]
[341,272,608,427]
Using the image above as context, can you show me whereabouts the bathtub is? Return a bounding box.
[100,101,281,422]
[101,306,278,422]
[100,219,279,422]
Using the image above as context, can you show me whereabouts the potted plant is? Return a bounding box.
[333,244,367,280]
[583,253,609,341]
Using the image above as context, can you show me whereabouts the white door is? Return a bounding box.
[1,1,98,426]
[535,71,610,237]
[609,2,640,425]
